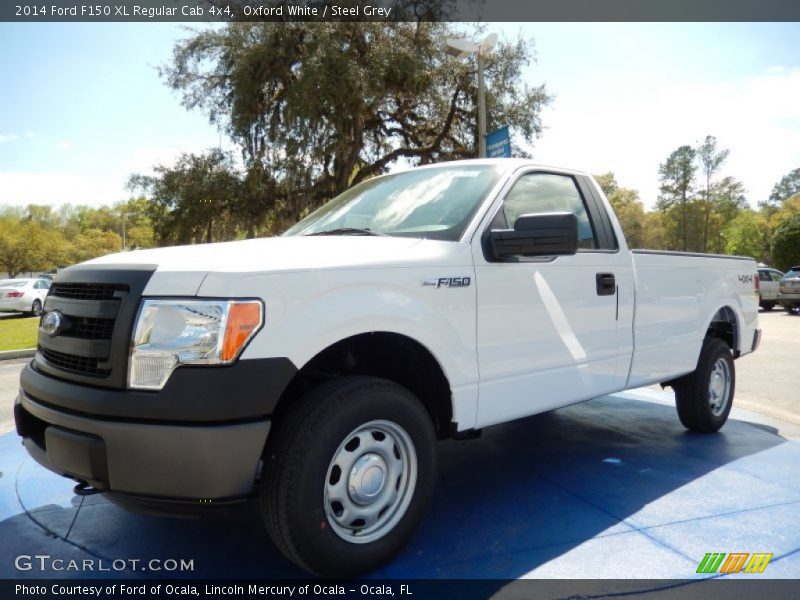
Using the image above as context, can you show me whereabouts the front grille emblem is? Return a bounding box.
[41,311,64,337]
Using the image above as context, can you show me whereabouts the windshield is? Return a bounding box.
[783,269,800,280]
[284,164,503,241]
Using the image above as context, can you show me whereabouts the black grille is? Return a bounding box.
[63,316,116,341]
[50,282,128,301]
[40,348,111,377]
[36,268,153,388]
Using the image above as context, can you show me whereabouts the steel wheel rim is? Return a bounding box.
[708,358,731,416]
[32,301,42,317]
[324,419,417,544]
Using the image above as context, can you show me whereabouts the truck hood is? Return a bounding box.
[83,235,469,274]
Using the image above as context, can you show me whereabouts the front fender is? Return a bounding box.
[200,267,480,429]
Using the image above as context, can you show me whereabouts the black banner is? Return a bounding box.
[3,0,800,23]
[5,579,800,600]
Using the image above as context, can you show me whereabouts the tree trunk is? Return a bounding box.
[702,177,711,252]
[681,197,687,252]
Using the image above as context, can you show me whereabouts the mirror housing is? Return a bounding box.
[489,212,578,259]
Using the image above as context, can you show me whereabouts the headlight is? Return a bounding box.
[129,299,263,390]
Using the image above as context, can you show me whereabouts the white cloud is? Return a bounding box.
[527,67,800,209]
[125,143,208,175]
[0,172,125,207]
[0,140,229,208]
[0,133,19,143]
[55,140,74,151]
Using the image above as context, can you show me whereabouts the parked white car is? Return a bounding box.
[0,278,50,316]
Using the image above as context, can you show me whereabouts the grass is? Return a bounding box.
[0,316,39,352]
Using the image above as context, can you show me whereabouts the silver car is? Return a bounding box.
[778,266,800,315]
[757,267,784,310]
[0,278,50,316]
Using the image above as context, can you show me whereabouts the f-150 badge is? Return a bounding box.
[422,277,471,288]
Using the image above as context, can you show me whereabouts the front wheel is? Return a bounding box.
[673,337,735,433]
[261,376,437,577]
[760,302,775,311]
[784,304,800,315]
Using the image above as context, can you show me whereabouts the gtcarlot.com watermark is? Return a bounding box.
[14,554,194,573]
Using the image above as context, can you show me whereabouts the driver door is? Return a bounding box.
[472,170,633,428]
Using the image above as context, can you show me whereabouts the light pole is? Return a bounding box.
[445,33,497,158]
[118,212,134,250]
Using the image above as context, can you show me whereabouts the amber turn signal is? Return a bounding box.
[222,301,263,362]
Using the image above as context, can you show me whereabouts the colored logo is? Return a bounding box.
[696,552,773,574]
[41,311,64,337]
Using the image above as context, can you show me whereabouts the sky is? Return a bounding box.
[0,22,798,211]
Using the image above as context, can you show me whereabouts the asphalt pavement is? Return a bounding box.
[0,358,26,434]
[734,309,799,425]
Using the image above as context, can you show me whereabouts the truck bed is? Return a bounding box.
[626,250,759,388]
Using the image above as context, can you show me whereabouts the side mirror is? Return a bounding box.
[489,212,578,259]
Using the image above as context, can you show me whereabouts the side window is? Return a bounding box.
[34,281,43,289]
[501,173,597,249]
[771,271,783,282]
[759,271,770,282]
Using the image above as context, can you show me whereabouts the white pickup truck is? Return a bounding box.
[15,159,760,577]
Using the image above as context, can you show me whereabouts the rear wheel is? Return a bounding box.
[261,376,437,577]
[673,337,735,433]
[29,299,42,317]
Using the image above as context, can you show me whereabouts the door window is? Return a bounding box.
[501,173,597,249]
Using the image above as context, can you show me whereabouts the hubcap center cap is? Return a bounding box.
[711,373,723,398]
[348,454,386,505]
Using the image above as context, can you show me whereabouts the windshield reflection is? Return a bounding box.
[284,164,502,241]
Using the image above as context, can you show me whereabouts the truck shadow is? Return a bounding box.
[0,394,794,581]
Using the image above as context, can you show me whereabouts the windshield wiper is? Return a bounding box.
[306,228,386,237]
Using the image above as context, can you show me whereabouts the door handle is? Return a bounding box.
[596,273,616,296]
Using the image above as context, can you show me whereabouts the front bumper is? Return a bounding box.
[15,357,298,514]
[15,390,270,504]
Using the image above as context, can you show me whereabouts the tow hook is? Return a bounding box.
[73,482,103,496]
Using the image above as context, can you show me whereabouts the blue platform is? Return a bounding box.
[1,389,799,580]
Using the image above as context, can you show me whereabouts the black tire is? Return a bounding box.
[261,376,437,577]
[673,337,735,433]
[760,302,775,311]
[784,304,798,315]
[29,299,42,317]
